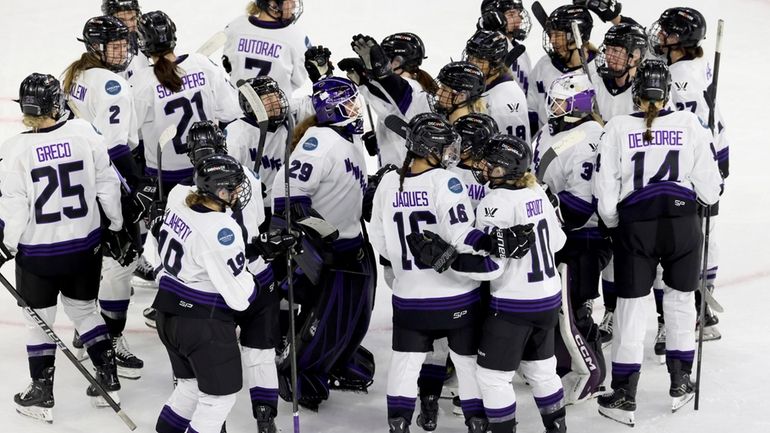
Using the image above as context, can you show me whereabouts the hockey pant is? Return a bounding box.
[277,246,376,407]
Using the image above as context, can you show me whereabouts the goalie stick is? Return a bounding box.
[196,31,227,57]
[236,80,270,172]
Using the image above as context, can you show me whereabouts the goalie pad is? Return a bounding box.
[329,345,375,392]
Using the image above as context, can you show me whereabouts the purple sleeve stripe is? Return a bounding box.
[716,147,729,162]
[464,229,485,248]
[107,144,132,161]
[558,191,595,214]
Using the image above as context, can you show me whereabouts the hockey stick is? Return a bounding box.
[0,245,137,431]
[534,129,587,182]
[571,21,593,83]
[383,114,409,139]
[531,1,549,28]
[156,125,177,202]
[695,20,724,411]
[236,81,270,172]
[504,44,526,68]
[197,31,227,57]
[282,114,301,433]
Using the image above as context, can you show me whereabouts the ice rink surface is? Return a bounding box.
[1,0,769,432]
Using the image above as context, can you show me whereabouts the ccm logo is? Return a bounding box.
[453,310,468,320]
[179,301,193,309]
[574,334,597,371]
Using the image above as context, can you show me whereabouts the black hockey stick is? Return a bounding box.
[695,19,724,411]
[282,114,301,433]
[0,245,137,431]
[504,44,526,68]
[236,81,270,172]
[384,114,409,139]
[531,1,549,28]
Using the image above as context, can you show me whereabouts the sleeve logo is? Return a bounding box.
[302,137,319,151]
[217,228,235,245]
[105,80,122,95]
[448,177,463,194]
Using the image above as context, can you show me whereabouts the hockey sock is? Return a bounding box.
[601,279,616,311]
[157,378,196,433]
[188,393,237,433]
[449,349,484,420]
[476,366,516,429]
[387,351,427,422]
[61,295,111,365]
[418,339,449,397]
[25,306,57,380]
[610,297,646,389]
[242,347,279,417]
[520,358,565,425]
[99,303,128,337]
[662,288,695,371]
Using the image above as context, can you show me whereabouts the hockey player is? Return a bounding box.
[528,5,594,132]
[152,154,264,433]
[270,76,376,411]
[533,73,608,403]
[464,29,530,145]
[453,113,499,210]
[223,0,310,96]
[478,0,532,94]
[63,14,150,378]
[370,113,534,433]
[101,0,150,79]
[225,75,289,216]
[649,6,728,341]
[131,10,241,192]
[0,73,129,421]
[593,60,722,425]
[475,133,568,433]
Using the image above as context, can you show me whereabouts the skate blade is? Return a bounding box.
[452,404,463,416]
[671,393,694,412]
[117,366,142,380]
[698,327,722,342]
[75,347,89,362]
[656,354,666,365]
[144,318,157,329]
[598,406,635,427]
[16,405,53,423]
[131,276,158,290]
[90,391,120,408]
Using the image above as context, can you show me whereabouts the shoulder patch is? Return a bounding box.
[448,177,464,194]
[302,137,319,151]
[104,80,122,95]
[217,228,235,246]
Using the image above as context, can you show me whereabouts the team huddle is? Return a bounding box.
[0,0,728,432]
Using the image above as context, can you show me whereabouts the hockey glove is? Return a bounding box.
[128,180,158,224]
[362,164,398,221]
[477,10,507,33]
[304,45,335,83]
[351,34,392,80]
[574,0,622,22]
[246,229,302,262]
[102,227,138,266]
[489,223,535,259]
[363,131,378,157]
[146,200,166,238]
[338,57,368,85]
[406,230,458,273]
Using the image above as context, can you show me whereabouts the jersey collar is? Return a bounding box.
[248,16,291,29]
[21,120,67,134]
[630,109,674,118]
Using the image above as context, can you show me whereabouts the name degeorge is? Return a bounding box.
[156,72,208,99]
[627,130,684,149]
[36,142,72,162]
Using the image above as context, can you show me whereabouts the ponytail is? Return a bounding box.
[62,52,102,97]
[246,2,260,15]
[154,53,183,93]
[290,116,318,151]
[414,69,438,95]
[515,172,538,189]
[643,101,659,143]
[398,152,415,192]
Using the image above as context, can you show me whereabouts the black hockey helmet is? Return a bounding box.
[482,133,531,187]
[381,32,426,73]
[194,154,251,211]
[238,76,289,130]
[464,29,508,68]
[406,113,461,168]
[187,120,227,165]
[137,10,176,57]
[255,0,304,24]
[430,61,485,115]
[80,15,132,72]
[596,23,648,79]
[454,113,499,157]
[16,73,64,118]
[543,5,593,61]
[480,0,531,41]
[102,0,141,15]
[648,7,707,55]
[632,59,671,106]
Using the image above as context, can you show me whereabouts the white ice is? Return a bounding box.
[0,0,769,432]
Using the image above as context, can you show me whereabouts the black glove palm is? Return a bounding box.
[102,227,137,267]
[304,45,334,83]
[247,229,302,262]
[477,10,507,32]
[406,230,458,273]
[575,0,622,22]
[128,180,158,224]
[351,34,392,79]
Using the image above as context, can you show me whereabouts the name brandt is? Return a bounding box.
[525,199,543,218]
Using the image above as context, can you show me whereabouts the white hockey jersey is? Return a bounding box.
[153,185,256,321]
[594,110,723,228]
[130,53,242,183]
[0,120,123,272]
[449,165,489,212]
[484,75,530,144]
[509,39,532,95]
[225,117,288,207]
[223,15,311,96]
[369,168,502,311]
[271,126,367,241]
[528,54,592,132]
[121,52,151,81]
[67,68,138,160]
[476,185,566,312]
[533,121,603,232]
[669,55,730,176]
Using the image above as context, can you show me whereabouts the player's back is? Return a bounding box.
[484,77,530,144]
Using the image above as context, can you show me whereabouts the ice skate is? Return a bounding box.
[86,349,121,408]
[255,405,278,433]
[654,322,666,364]
[72,330,88,361]
[14,367,55,424]
[466,416,488,433]
[143,307,157,328]
[389,416,410,433]
[545,416,567,433]
[670,371,695,412]
[452,395,463,416]
[416,394,439,431]
[698,303,721,342]
[113,335,144,379]
[598,310,613,348]
[597,388,636,427]
[131,256,159,289]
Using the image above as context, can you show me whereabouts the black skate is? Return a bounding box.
[598,310,613,347]
[113,335,144,379]
[14,367,55,423]
[598,388,636,427]
[255,405,277,433]
[132,256,159,289]
[86,349,121,408]
[545,416,567,433]
[72,330,88,361]
[654,322,666,364]
[143,307,157,329]
[416,394,439,431]
[389,416,411,433]
[698,302,721,342]
[452,395,463,416]
[466,416,488,433]
[670,371,695,412]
